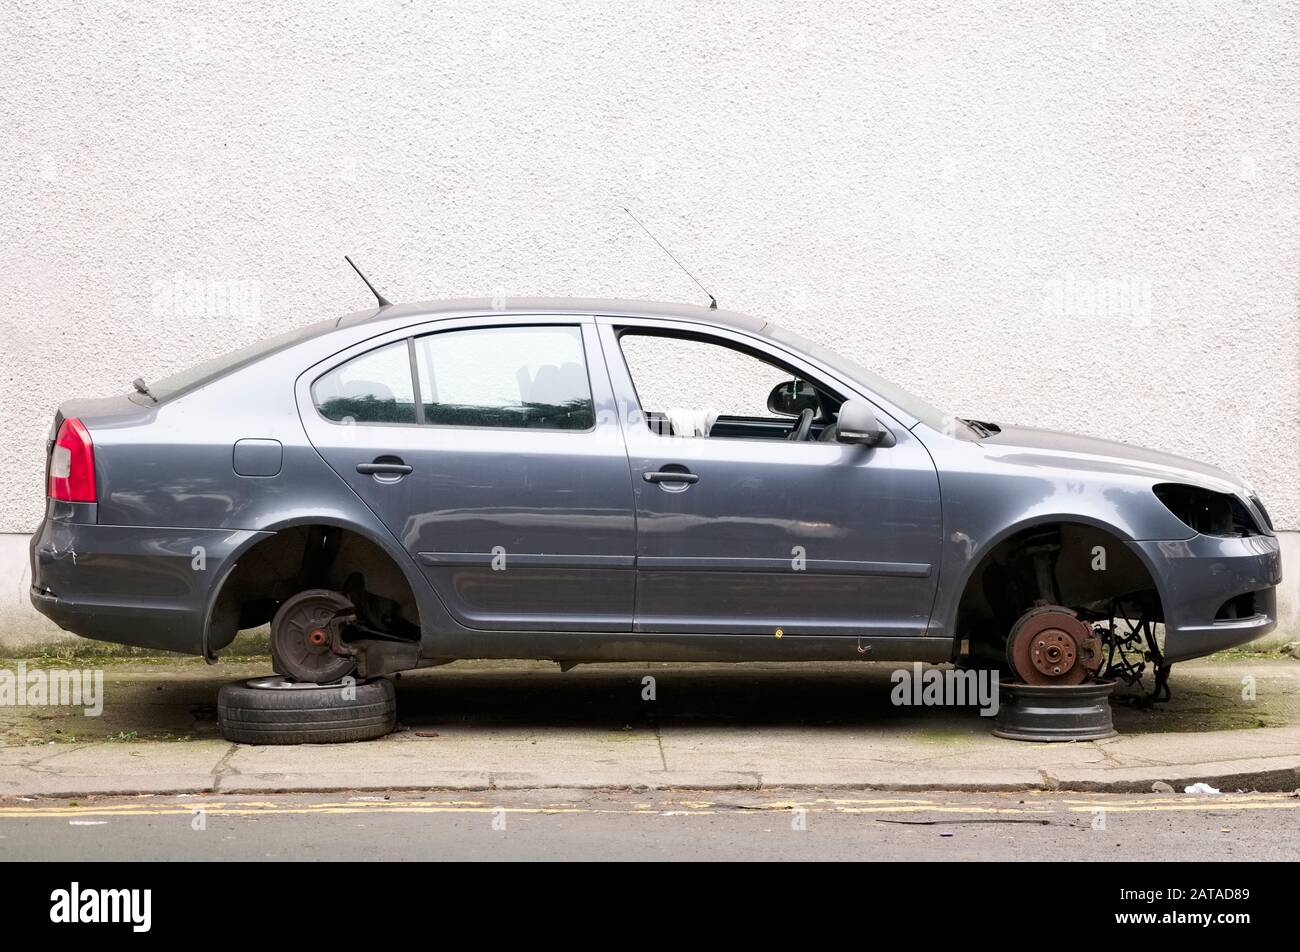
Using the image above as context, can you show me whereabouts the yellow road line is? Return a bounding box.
[1060,793,1291,806]
[0,805,605,818]
[1,793,1295,820]
[1068,801,1300,814]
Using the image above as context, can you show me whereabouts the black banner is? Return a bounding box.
[7,861,1279,937]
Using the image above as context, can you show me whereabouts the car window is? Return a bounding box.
[764,322,952,431]
[312,341,417,424]
[415,325,595,430]
[617,331,823,438]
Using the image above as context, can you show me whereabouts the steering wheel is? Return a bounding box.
[786,408,815,442]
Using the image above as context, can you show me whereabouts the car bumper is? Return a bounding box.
[1131,533,1283,663]
[29,517,268,655]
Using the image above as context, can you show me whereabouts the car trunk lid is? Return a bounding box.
[44,393,158,519]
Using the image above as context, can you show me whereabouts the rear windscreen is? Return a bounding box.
[148,320,332,401]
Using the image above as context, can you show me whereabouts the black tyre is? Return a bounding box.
[218,676,396,745]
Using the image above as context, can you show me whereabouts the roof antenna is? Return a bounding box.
[344,255,393,308]
[622,207,717,309]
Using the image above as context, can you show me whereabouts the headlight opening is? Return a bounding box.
[1153,483,1268,537]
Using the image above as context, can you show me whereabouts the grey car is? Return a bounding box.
[31,297,1281,697]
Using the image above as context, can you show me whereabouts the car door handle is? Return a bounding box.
[357,461,413,476]
[644,470,699,484]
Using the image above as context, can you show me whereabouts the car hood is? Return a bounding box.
[980,424,1250,496]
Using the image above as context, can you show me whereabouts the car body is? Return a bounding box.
[30,297,1282,681]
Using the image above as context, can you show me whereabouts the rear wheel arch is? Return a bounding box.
[202,518,424,661]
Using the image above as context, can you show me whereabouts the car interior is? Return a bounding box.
[617,329,848,442]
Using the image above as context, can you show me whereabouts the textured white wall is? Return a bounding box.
[0,2,1296,643]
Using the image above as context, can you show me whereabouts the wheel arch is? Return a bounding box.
[943,513,1170,656]
[201,514,429,662]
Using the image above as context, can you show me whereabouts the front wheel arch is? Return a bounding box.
[948,518,1168,662]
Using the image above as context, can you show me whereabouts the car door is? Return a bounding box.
[598,318,942,639]
[298,316,636,632]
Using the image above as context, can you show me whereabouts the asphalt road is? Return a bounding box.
[3,789,1298,861]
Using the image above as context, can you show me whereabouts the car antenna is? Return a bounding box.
[621,207,717,309]
[344,255,393,308]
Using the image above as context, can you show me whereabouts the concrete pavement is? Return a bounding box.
[4,721,1300,798]
[2,657,1299,797]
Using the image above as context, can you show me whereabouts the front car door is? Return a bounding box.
[299,316,636,632]
[597,317,942,641]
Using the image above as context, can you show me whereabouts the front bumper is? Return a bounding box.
[29,517,267,655]
[1132,532,1283,663]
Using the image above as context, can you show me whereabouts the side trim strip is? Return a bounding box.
[418,553,931,577]
[419,552,636,569]
[636,556,932,577]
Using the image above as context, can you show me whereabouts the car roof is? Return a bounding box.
[335,297,768,334]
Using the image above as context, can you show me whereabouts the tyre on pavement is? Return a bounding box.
[217,676,396,745]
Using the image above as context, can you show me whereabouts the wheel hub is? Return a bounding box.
[271,589,358,684]
[1006,606,1102,686]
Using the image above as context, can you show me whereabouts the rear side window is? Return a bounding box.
[414,325,594,430]
[312,341,417,424]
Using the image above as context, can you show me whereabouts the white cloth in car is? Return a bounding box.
[663,407,719,437]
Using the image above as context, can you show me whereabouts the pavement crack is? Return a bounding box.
[1095,745,1126,767]
[210,744,239,792]
[652,720,668,772]
[18,744,91,766]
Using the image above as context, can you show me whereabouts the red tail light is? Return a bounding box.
[48,418,97,502]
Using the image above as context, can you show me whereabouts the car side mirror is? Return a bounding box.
[835,400,894,448]
[767,379,820,417]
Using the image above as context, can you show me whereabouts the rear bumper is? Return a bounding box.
[1132,533,1283,663]
[29,518,267,655]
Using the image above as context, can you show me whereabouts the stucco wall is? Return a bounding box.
[1,1,1296,646]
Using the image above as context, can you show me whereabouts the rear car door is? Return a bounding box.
[298,316,636,632]
[599,318,942,639]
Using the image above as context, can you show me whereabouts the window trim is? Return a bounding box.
[406,337,425,425]
[310,322,599,434]
[611,325,850,445]
[310,338,421,428]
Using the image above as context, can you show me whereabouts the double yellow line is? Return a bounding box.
[0,792,1295,820]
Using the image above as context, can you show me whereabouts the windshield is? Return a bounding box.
[765,322,953,431]
[147,321,329,401]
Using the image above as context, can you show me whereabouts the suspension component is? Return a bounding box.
[1098,598,1172,705]
[1006,605,1103,685]
[270,588,358,684]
